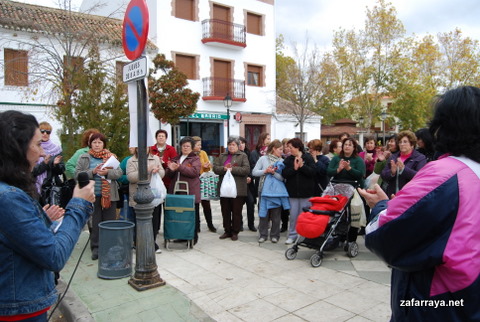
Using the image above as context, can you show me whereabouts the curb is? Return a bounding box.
[56,280,95,322]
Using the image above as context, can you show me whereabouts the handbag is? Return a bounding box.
[200,171,219,200]
[150,172,167,207]
[220,169,237,198]
[41,173,75,208]
[350,190,366,228]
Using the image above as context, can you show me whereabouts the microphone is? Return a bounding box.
[77,172,90,189]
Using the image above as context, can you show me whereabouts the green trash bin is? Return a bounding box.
[97,220,135,279]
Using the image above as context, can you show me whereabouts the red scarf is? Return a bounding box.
[89,148,117,209]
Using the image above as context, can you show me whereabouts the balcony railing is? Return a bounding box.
[201,19,246,48]
[202,77,245,101]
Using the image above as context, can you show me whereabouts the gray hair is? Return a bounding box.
[227,136,240,146]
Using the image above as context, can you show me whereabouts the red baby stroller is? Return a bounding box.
[285,182,357,267]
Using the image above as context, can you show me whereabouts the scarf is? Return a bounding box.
[89,148,117,209]
[259,154,283,194]
[35,140,63,193]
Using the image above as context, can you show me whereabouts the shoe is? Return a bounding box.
[280,226,287,233]
[249,226,257,232]
[219,233,231,239]
[194,237,198,245]
[240,227,244,232]
[271,237,278,243]
[155,248,162,254]
[231,234,238,241]
[208,225,217,233]
[285,238,295,245]
[258,237,266,243]
[91,248,98,260]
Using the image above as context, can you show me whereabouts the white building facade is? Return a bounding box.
[81,0,279,155]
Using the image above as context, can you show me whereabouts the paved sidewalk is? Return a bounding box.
[58,200,392,321]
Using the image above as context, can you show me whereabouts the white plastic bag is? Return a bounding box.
[150,172,167,207]
[350,190,366,228]
[364,172,380,189]
[220,169,237,198]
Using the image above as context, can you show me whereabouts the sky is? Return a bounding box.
[275,0,480,53]
[16,0,480,53]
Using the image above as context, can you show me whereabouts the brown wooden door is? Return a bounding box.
[213,59,231,97]
[212,4,231,40]
[245,125,265,151]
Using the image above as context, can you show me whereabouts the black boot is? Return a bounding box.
[204,208,217,232]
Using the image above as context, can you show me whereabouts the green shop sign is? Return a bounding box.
[185,113,228,120]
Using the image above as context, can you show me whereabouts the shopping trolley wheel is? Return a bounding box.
[310,253,323,267]
[285,247,297,260]
[347,242,359,258]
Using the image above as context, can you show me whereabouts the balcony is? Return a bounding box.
[201,19,246,49]
[202,77,246,102]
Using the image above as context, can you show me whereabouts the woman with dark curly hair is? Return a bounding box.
[0,111,94,321]
[360,85,480,321]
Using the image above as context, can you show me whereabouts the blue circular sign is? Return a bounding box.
[122,0,149,60]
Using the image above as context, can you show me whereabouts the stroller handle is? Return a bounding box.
[302,207,337,216]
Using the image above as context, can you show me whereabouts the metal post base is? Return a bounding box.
[129,180,166,291]
[128,271,166,291]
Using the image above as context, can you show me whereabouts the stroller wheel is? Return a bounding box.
[347,242,359,258]
[310,253,323,267]
[285,247,297,260]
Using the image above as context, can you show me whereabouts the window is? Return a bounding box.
[247,64,263,87]
[175,0,195,21]
[175,54,196,79]
[246,12,262,35]
[4,49,28,86]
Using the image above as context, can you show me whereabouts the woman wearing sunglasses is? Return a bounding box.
[32,122,65,201]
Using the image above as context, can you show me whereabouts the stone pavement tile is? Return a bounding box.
[357,302,392,322]
[210,310,243,322]
[345,315,376,322]
[274,314,310,322]
[273,270,346,300]
[350,281,391,303]
[314,269,367,289]
[323,289,383,315]
[263,289,319,312]
[356,271,391,285]
[228,298,289,321]
[294,300,356,321]
[234,276,286,297]
[351,260,390,272]
[208,286,259,310]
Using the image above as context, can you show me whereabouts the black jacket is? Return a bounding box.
[282,153,316,198]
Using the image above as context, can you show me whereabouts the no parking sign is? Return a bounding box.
[122,0,149,60]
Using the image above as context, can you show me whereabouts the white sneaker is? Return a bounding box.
[258,237,266,243]
[271,237,278,243]
[155,248,162,254]
[285,238,295,245]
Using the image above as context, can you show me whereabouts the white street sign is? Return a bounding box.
[123,56,147,83]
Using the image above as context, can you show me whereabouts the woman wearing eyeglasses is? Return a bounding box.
[32,122,65,201]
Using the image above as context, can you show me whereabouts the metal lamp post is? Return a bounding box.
[128,79,166,291]
[224,94,232,138]
[379,111,387,145]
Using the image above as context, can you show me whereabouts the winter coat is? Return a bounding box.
[366,156,480,321]
[126,154,164,207]
[213,151,250,197]
[326,155,365,188]
[380,149,427,196]
[282,153,316,198]
[165,152,201,203]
